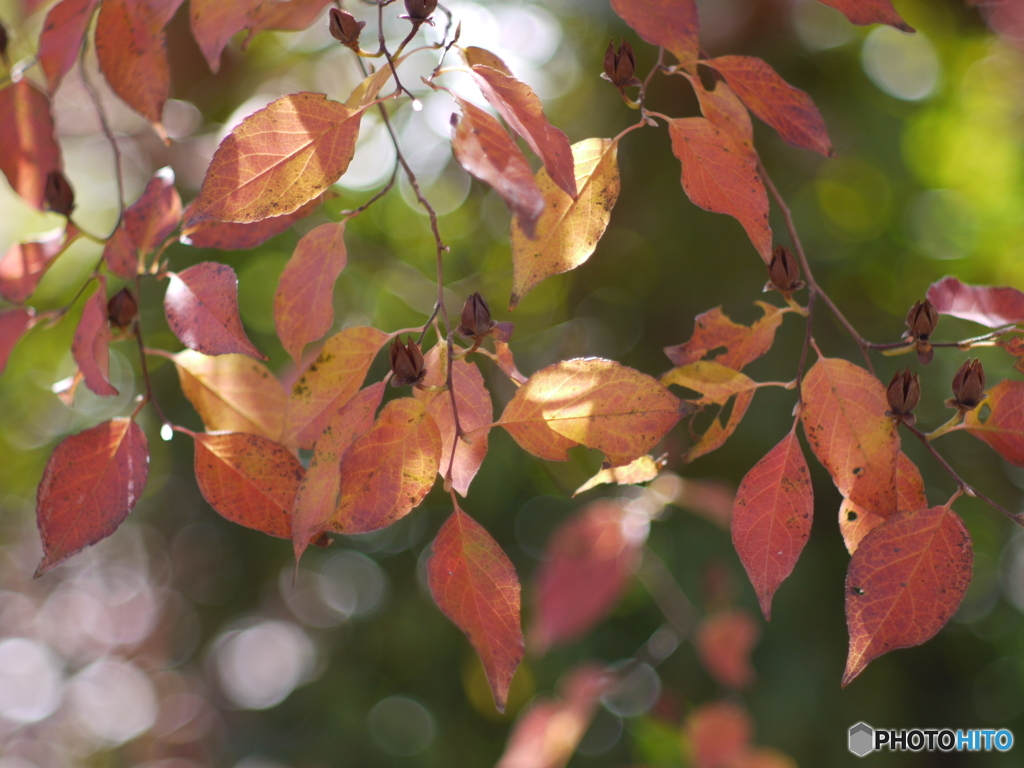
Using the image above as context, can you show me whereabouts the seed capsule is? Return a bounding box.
[766,245,803,294]
[457,293,494,339]
[948,358,985,410]
[389,336,426,387]
[107,287,138,329]
[44,170,75,216]
[885,368,920,423]
[329,8,365,49]
[403,0,437,24]
[602,39,640,89]
[905,299,938,341]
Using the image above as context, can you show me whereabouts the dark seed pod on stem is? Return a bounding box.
[390,336,427,387]
[107,288,138,329]
[885,368,920,424]
[946,358,985,411]
[44,170,76,217]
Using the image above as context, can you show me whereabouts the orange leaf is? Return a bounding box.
[460,46,513,76]
[324,398,441,534]
[39,0,101,93]
[696,609,761,689]
[685,73,753,144]
[530,500,647,654]
[428,505,524,712]
[573,454,665,496]
[414,345,492,497]
[816,0,914,31]
[499,358,690,467]
[281,326,390,449]
[493,340,528,385]
[965,379,1024,465]
[731,428,813,620]
[184,93,366,226]
[106,167,182,278]
[469,64,577,199]
[240,0,332,47]
[35,418,149,575]
[193,431,304,539]
[609,0,700,68]
[72,276,117,397]
[450,95,544,239]
[707,56,832,157]
[843,505,972,686]
[661,361,759,405]
[686,701,752,768]
[510,138,620,309]
[274,221,348,363]
[0,227,74,303]
[173,349,287,439]
[180,196,323,250]
[800,357,898,517]
[291,382,384,562]
[926,275,1024,328]
[0,80,63,211]
[0,308,34,376]
[684,388,755,463]
[664,302,785,372]
[668,116,771,262]
[839,451,925,554]
[164,262,266,360]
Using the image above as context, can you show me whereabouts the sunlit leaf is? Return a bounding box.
[684,389,755,463]
[815,0,913,31]
[0,308,33,377]
[460,46,513,76]
[696,609,760,689]
[839,452,925,554]
[106,167,182,278]
[964,379,1024,466]
[493,340,528,385]
[240,0,332,46]
[609,0,700,68]
[38,0,101,93]
[685,72,753,143]
[0,80,63,210]
[573,454,665,496]
[72,276,117,397]
[180,196,324,250]
[926,276,1024,328]
[661,360,759,405]
[0,227,75,303]
[665,302,785,374]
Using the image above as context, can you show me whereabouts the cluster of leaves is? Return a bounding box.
[5,0,1024,761]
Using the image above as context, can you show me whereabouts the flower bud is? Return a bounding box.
[44,170,75,216]
[403,0,437,24]
[389,336,426,387]
[329,8,365,49]
[766,245,803,294]
[457,292,494,339]
[107,287,138,329]
[885,368,920,422]
[905,300,938,341]
[602,39,640,89]
[948,358,985,410]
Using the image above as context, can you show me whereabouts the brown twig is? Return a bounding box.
[796,290,817,406]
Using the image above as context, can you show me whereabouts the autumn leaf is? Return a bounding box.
[102,228,139,282]
[661,360,760,405]
[815,0,914,32]
[609,0,700,68]
[173,350,287,440]
[428,505,524,712]
[240,0,333,48]
[573,454,665,496]
[0,308,33,376]
[509,138,620,309]
[731,428,813,620]
[72,276,117,397]
[530,500,648,654]
[0,80,63,211]
[192,431,304,539]
[665,302,785,371]
[685,73,754,143]
[707,56,832,157]
[106,167,182,278]
[164,262,266,360]
[843,505,972,686]
[450,95,545,239]
[180,196,324,250]
[685,389,755,463]
[274,221,348,363]
[686,701,753,768]
[696,609,761,689]
[0,227,75,304]
[800,357,899,517]
[468,64,577,199]
[493,340,529,385]
[281,326,390,449]
[460,46,513,75]
[323,398,441,534]
[499,358,691,467]
[925,276,1024,328]
[964,379,1024,466]
[668,116,772,262]
[35,419,149,575]
[840,452,925,554]
[38,0,101,93]
[674,477,736,528]
[184,93,366,226]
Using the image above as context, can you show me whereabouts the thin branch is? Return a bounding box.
[796,290,817,406]
[79,40,124,231]
[340,162,400,219]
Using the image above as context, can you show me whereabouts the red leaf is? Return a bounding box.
[414,345,492,497]
[696,609,761,689]
[685,73,753,143]
[72,276,117,397]
[35,418,149,575]
[0,227,73,303]
[731,428,813,620]
[530,500,648,654]
[106,168,182,278]
[468,64,577,199]
[843,505,972,685]
[664,302,785,372]
[180,196,323,249]
[686,701,753,768]
[706,56,832,157]
[800,357,898,517]
[685,388,755,463]
[184,93,365,226]
[450,96,544,239]
[193,431,304,539]
[0,80,63,211]
[965,379,1024,466]
[839,451,925,554]
[609,0,700,68]
[38,0,101,93]
[281,326,390,449]
[241,0,333,47]
[164,262,265,360]
[428,505,524,712]
[494,340,528,385]
[0,308,34,377]
[102,227,139,281]
[668,116,772,262]
[815,0,914,32]
[291,382,384,562]
[274,221,348,363]
[926,276,1024,328]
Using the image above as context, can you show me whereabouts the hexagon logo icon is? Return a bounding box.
[849,722,874,757]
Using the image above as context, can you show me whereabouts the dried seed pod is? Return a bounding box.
[457,292,494,339]
[389,336,426,387]
[329,8,365,49]
[44,170,75,216]
[107,287,138,329]
[766,245,803,295]
[403,0,437,24]
[602,39,640,89]
[905,300,938,341]
[885,368,920,423]
[947,358,985,411]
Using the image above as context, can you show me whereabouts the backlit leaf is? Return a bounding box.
[173,350,287,439]
[1,226,75,303]
[193,431,304,539]
[685,72,753,143]
[684,389,755,463]
[106,167,182,278]
[926,276,1024,328]
[509,138,620,309]
[843,505,972,685]
[609,0,700,68]
[281,326,390,449]
[469,64,576,199]
[38,0,101,93]
[451,96,544,239]
[964,379,1024,466]
[530,500,648,654]
[800,357,898,517]
[0,308,33,376]
[429,505,524,712]
[493,341,528,385]
[180,196,323,250]
[164,262,266,360]
[72,276,117,397]
[36,418,149,575]
[686,701,752,768]
[274,221,348,363]
[668,116,772,262]
[500,358,690,467]
[184,93,366,226]
[461,46,513,75]
[324,398,441,534]
[0,80,63,210]
[815,0,913,31]
[665,302,785,371]
[707,56,832,157]
[240,0,332,47]
[696,609,760,689]
[661,360,759,405]
[102,228,139,282]
[573,454,665,496]
[840,452,925,554]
